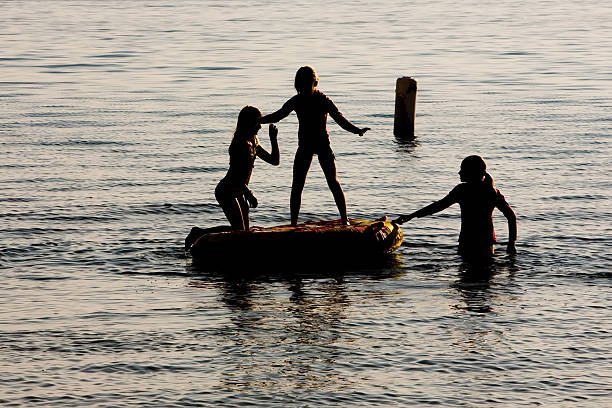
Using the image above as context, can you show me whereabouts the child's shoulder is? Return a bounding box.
[293,90,330,106]
[451,182,468,193]
[313,89,330,99]
[313,90,335,105]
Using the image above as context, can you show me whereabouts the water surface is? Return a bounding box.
[1,1,611,406]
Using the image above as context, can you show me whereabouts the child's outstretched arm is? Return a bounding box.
[394,194,455,224]
[327,99,370,136]
[260,99,294,124]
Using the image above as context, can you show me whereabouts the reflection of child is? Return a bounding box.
[215,106,279,230]
[260,66,370,226]
[394,155,517,257]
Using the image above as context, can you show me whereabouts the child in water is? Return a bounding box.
[259,66,370,226]
[394,155,517,258]
[215,105,280,230]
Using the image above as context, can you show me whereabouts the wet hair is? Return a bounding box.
[233,105,261,140]
[461,155,495,189]
[294,66,319,94]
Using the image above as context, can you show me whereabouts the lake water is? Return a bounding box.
[1,1,611,406]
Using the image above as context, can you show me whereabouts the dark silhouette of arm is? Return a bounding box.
[394,192,457,224]
[327,98,369,135]
[256,124,280,165]
[496,192,517,251]
[260,98,294,124]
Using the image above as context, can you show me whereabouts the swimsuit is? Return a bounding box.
[260,90,361,154]
[444,182,513,250]
[215,137,258,204]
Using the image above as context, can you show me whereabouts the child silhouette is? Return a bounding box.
[215,106,279,230]
[394,155,517,258]
[260,66,370,226]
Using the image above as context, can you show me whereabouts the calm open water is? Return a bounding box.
[2,1,611,406]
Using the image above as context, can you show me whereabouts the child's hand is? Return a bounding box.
[246,190,258,208]
[358,127,370,136]
[269,124,278,140]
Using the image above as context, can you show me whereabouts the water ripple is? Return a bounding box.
[2,0,611,406]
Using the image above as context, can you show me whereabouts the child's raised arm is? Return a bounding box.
[256,124,280,166]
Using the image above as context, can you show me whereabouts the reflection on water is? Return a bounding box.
[3,0,611,404]
[220,279,258,313]
[187,251,406,278]
[188,275,355,392]
[447,257,520,358]
[186,257,528,399]
[393,135,420,154]
[452,255,519,314]
[287,278,349,345]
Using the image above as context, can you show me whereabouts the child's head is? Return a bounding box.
[234,105,262,139]
[294,66,318,94]
[459,155,487,183]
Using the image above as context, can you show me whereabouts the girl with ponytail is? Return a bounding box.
[215,106,280,230]
[394,155,517,258]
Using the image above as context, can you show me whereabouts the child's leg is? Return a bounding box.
[318,149,348,225]
[291,147,313,226]
[237,195,250,229]
[216,180,249,230]
[221,198,247,230]
[216,190,246,230]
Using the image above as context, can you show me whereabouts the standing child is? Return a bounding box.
[394,155,517,258]
[215,105,280,230]
[259,66,370,226]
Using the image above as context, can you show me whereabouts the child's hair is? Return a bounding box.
[233,105,261,140]
[294,66,319,94]
[461,155,495,189]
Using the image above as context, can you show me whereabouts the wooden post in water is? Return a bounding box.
[394,76,417,138]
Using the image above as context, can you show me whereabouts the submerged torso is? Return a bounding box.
[447,182,508,246]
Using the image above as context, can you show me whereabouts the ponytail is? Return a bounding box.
[483,172,494,188]
[482,171,498,199]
